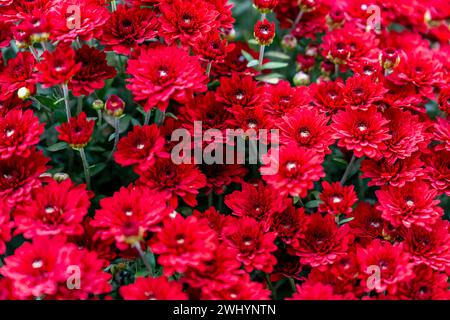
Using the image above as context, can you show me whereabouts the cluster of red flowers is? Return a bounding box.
[0,0,449,300]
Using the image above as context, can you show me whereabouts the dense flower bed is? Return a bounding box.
[0,0,449,300]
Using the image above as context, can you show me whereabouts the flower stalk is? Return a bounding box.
[78,147,91,189]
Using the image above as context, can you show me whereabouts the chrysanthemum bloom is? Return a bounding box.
[361,154,424,187]
[0,20,13,49]
[226,105,272,141]
[56,112,95,149]
[0,151,48,206]
[311,80,346,114]
[319,181,357,216]
[137,158,206,208]
[0,109,43,159]
[269,204,305,244]
[279,109,334,155]
[14,179,92,239]
[69,45,117,97]
[381,108,427,164]
[199,163,248,195]
[225,182,287,230]
[120,277,188,300]
[0,52,36,101]
[216,73,266,109]
[206,0,235,31]
[100,4,159,55]
[213,42,260,77]
[253,0,278,13]
[376,181,443,231]
[394,265,450,300]
[263,80,312,120]
[105,94,125,117]
[115,125,167,170]
[424,150,450,196]
[151,215,218,276]
[192,31,235,64]
[437,86,450,113]
[222,217,277,273]
[261,145,325,198]
[91,186,171,250]
[349,202,386,245]
[332,106,391,159]
[403,220,450,273]
[126,45,208,111]
[342,75,387,111]
[193,207,236,238]
[254,19,275,46]
[434,117,450,152]
[12,9,51,45]
[158,0,219,46]
[357,239,414,294]
[290,213,353,268]
[201,274,270,300]
[0,200,13,255]
[35,44,81,88]
[49,0,109,43]
[289,283,355,300]
[379,47,401,71]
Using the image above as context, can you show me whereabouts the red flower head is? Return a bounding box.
[14,179,91,239]
[115,124,167,170]
[120,277,188,300]
[216,73,266,109]
[376,181,443,231]
[49,0,109,43]
[127,45,208,111]
[199,163,248,195]
[438,86,450,113]
[342,75,387,111]
[254,19,275,46]
[253,0,279,13]
[69,45,117,97]
[0,109,43,159]
[332,107,391,159]
[213,42,260,77]
[311,80,346,114]
[205,0,235,31]
[192,31,235,64]
[261,145,325,198]
[36,44,81,88]
[0,52,36,101]
[105,94,125,117]
[101,4,159,55]
[434,117,450,152]
[290,213,353,268]
[424,150,450,196]
[222,217,277,273]
[193,207,236,238]
[226,105,272,141]
[290,283,354,300]
[225,182,287,230]
[0,199,13,255]
[0,20,13,49]
[279,108,334,156]
[357,239,413,294]
[361,154,425,188]
[159,0,219,46]
[151,215,218,276]
[201,274,270,300]
[269,203,306,244]
[403,220,450,273]
[319,181,358,216]
[0,151,48,207]
[136,158,207,208]
[349,202,387,244]
[91,185,171,250]
[56,112,95,149]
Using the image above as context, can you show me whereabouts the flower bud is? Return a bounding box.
[224,27,236,41]
[254,19,276,46]
[17,87,31,100]
[105,95,125,117]
[296,54,315,72]
[299,0,317,12]
[293,71,310,86]
[320,60,335,76]
[326,8,345,28]
[281,34,297,50]
[53,173,70,182]
[253,0,279,14]
[379,48,400,71]
[92,99,104,111]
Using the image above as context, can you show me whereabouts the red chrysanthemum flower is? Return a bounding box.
[0,151,48,206]
[356,239,413,294]
[14,179,92,239]
[332,107,391,159]
[201,274,270,300]
[261,145,325,198]
[438,86,450,113]
[0,109,43,159]
[311,80,346,114]
[136,158,207,208]
[114,124,168,170]
[269,204,305,244]
[254,19,275,46]
[216,73,266,109]
[126,45,208,111]
[192,31,235,64]
[0,52,36,101]
[158,0,219,46]
[205,0,235,31]
[289,213,353,268]
[376,181,444,231]
[101,4,159,55]
[0,199,13,255]
[254,0,279,13]
[424,150,450,196]
[0,20,13,49]
[56,112,95,149]
[213,42,261,77]
[319,181,358,216]
[35,44,81,88]
[151,215,218,276]
[342,75,387,111]
[222,217,277,273]
[91,185,171,250]
[199,163,248,195]
[69,45,117,97]
[225,105,272,142]
[279,108,334,155]
[120,277,188,300]
[349,202,387,245]
[403,220,450,273]
[290,283,354,300]
[434,117,450,152]
[193,207,235,238]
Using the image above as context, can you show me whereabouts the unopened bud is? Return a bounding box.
[281,34,297,50]
[293,71,310,86]
[379,48,400,71]
[17,87,31,100]
[53,173,70,182]
[105,95,125,117]
[254,19,275,46]
[92,99,104,111]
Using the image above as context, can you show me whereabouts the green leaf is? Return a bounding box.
[89,163,107,177]
[305,200,323,208]
[293,196,300,204]
[241,50,255,63]
[47,142,67,152]
[265,51,291,60]
[256,73,283,84]
[332,158,348,166]
[339,217,354,225]
[35,96,57,110]
[247,60,259,67]
[262,62,289,70]
[247,39,259,46]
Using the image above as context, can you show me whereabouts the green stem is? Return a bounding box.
[77,96,83,114]
[265,273,276,299]
[109,117,121,161]
[208,192,214,208]
[340,154,356,185]
[134,243,153,275]
[258,45,265,70]
[62,83,72,121]
[144,110,152,125]
[206,61,212,77]
[97,110,103,126]
[79,148,91,189]
[288,278,297,293]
